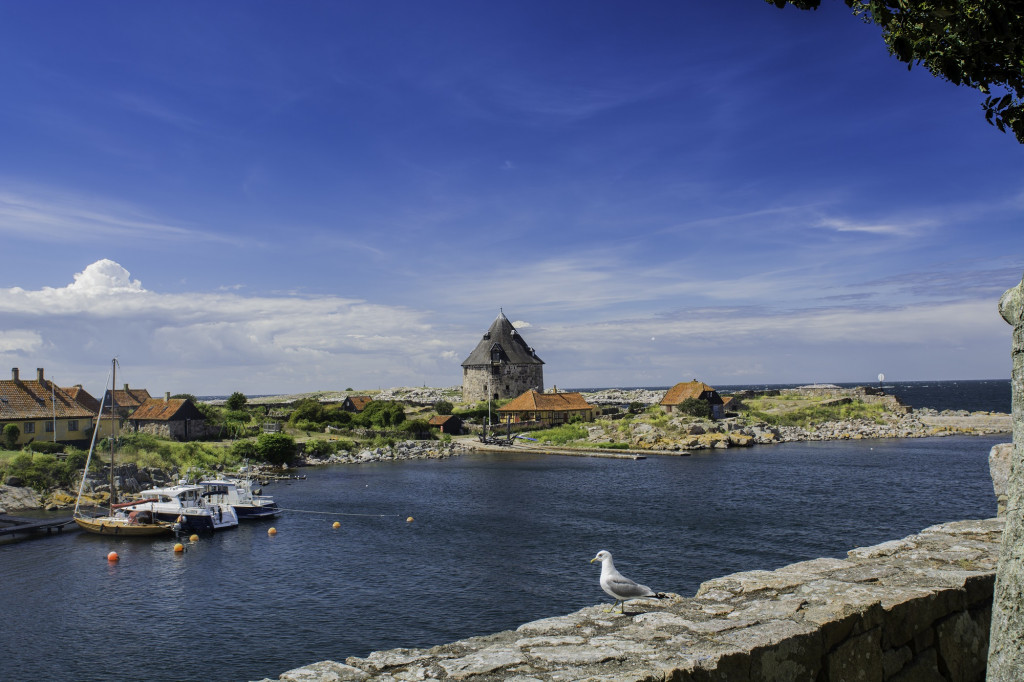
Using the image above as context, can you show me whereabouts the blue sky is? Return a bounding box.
[0,1,1021,397]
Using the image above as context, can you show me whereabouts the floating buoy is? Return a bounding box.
[332,521,340,529]
[189,534,199,542]
[406,516,414,523]
[173,543,184,553]
[107,551,119,562]
[268,527,277,535]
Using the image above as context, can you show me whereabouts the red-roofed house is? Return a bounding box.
[342,395,373,413]
[660,380,724,418]
[497,389,595,426]
[129,393,210,441]
[0,368,96,445]
[104,384,153,418]
[428,414,462,434]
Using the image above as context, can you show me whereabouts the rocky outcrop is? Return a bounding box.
[302,440,463,466]
[263,518,1001,681]
[0,484,41,512]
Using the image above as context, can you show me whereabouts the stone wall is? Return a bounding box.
[267,518,1000,681]
[462,363,544,403]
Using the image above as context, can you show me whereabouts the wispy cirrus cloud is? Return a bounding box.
[0,184,242,245]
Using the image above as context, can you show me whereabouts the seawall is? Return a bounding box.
[265,517,1001,681]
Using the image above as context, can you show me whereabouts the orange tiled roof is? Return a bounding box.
[497,389,594,412]
[428,415,459,426]
[130,398,197,421]
[0,379,95,420]
[63,385,102,415]
[660,380,719,406]
[107,387,152,410]
[348,396,373,411]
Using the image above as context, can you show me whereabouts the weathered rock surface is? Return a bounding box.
[0,484,41,512]
[261,518,1002,681]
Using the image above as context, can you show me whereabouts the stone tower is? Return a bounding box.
[462,312,544,403]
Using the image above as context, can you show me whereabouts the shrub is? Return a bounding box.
[528,423,588,445]
[288,398,325,426]
[305,439,337,457]
[28,441,66,454]
[360,401,406,428]
[433,400,453,416]
[225,391,248,411]
[255,433,296,465]
[399,419,433,440]
[2,424,19,450]
[677,398,713,419]
[627,401,645,414]
[231,440,258,460]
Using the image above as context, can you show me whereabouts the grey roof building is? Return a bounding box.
[461,312,544,403]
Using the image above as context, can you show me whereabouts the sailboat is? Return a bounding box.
[73,359,173,536]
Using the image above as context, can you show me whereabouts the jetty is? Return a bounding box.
[0,514,77,540]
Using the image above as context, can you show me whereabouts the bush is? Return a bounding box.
[433,400,454,415]
[305,439,337,457]
[2,424,19,450]
[627,401,645,414]
[399,419,433,440]
[255,433,296,465]
[288,398,325,426]
[360,401,406,428]
[230,440,258,460]
[528,423,588,445]
[28,441,66,454]
[677,398,713,419]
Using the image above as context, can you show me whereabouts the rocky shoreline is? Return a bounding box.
[0,409,1008,513]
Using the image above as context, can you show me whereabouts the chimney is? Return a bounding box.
[124,383,129,392]
[37,368,45,383]
[11,368,19,381]
[164,392,170,402]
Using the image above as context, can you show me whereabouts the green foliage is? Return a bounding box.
[2,424,19,449]
[594,442,629,450]
[171,393,198,403]
[433,399,454,415]
[231,439,258,460]
[528,423,588,445]
[28,441,66,454]
[627,401,645,414]
[4,451,83,492]
[359,400,406,428]
[304,439,337,457]
[677,398,713,419]
[768,0,1024,143]
[225,391,248,411]
[255,432,296,465]
[288,398,325,426]
[224,409,251,424]
[744,400,886,428]
[196,402,221,423]
[398,419,433,440]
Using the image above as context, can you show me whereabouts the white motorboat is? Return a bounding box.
[122,484,238,532]
[196,477,281,520]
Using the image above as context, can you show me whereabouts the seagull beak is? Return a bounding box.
[589,557,599,563]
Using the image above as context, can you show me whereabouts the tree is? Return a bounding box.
[288,398,325,426]
[225,391,248,411]
[434,399,454,416]
[767,1,1024,143]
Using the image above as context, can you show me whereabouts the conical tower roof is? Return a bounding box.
[461,312,544,367]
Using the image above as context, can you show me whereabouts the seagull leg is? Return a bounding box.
[605,599,621,613]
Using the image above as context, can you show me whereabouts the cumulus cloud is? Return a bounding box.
[0,259,458,394]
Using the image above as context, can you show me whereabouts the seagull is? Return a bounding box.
[589,550,665,613]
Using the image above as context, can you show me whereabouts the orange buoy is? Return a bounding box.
[268,527,277,535]
[173,543,184,553]
[107,551,119,562]
[189,534,199,542]
[332,521,340,529]
[406,516,414,523]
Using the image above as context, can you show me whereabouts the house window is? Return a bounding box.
[68,420,79,431]
[45,422,54,432]
[24,422,35,433]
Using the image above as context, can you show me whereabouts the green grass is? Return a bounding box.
[743,400,887,428]
[527,423,588,445]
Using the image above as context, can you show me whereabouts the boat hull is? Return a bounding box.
[234,503,281,519]
[74,516,173,536]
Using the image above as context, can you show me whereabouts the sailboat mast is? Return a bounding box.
[109,359,116,510]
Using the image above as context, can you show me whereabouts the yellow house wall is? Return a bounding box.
[0,418,96,445]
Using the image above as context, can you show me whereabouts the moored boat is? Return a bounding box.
[121,484,239,532]
[196,478,281,520]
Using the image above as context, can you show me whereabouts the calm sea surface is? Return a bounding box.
[1,431,1005,682]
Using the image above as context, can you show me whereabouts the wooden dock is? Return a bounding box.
[0,514,77,539]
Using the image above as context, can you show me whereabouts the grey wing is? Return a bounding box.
[606,574,655,599]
